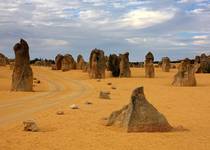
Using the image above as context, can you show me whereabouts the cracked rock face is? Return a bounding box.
[145,52,155,78]
[106,87,173,132]
[89,49,106,79]
[11,39,33,91]
[172,58,197,86]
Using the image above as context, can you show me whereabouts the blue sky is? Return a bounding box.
[0,0,210,61]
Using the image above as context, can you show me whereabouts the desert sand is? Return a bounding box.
[0,66,210,150]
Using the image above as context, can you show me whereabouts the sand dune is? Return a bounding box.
[0,66,210,150]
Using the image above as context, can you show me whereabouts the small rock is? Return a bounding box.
[97,79,101,82]
[33,78,37,80]
[37,80,41,84]
[99,91,111,99]
[23,120,39,132]
[107,82,112,85]
[70,104,79,109]
[85,101,93,105]
[111,86,116,90]
[56,111,64,115]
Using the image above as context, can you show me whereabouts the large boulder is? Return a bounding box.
[172,58,197,86]
[61,54,76,71]
[119,52,131,77]
[106,87,173,132]
[55,54,64,70]
[145,52,155,78]
[11,39,33,91]
[76,54,85,70]
[108,54,120,77]
[162,57,171,72]
[89,49,106,79]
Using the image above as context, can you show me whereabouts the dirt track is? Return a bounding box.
[0,67,92,126]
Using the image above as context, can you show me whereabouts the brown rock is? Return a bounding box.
[11,39,33,91]
[108,54,120,77]
[172,58,197,86]
[119,52,131,77]
[76,54,86,70]
[61,54,76,71]
[145,52,155,78]
[106,87,173,132]
[23,120,39,132]
[89,49,106,79]
[99,91,111,99]
[162,57,171,72]
[56,111,64,115]
[55,54,64,70]
[0,53,9,66]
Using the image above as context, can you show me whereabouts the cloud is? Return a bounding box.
[193,35,208,39]
[0,0,209,61]
[118,8,175,29]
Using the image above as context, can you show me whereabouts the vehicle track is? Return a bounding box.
[0,68,93,126]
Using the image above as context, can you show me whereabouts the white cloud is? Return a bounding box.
[118,8,175,29]
[193,35,208,39]
[193,40,208,45]
[42,39,68,46]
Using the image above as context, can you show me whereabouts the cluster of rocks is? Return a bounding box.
[52,53,87,72]
[172,58,196,86]
[107,52,131,78]
[34,60,52,67]
[194,53,210,73]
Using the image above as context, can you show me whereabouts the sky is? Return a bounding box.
[0,0,210,61]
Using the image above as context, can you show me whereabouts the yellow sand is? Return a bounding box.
[0,66,210,150]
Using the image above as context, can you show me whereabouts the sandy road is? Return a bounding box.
[0,67,93,126]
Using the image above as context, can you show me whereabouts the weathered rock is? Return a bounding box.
[11,39,33,91]
[61,54,76,71]
[85,101,93,105]
[106,87,173,132]
[23,120,39,132]
[89,49,106,79]
[107,82,112,85]
[145,52,155,78]
[172,58,197,86]
[51,64,57,70]
[0,53,9,66]
[76,54,86,70]
[199,54,210,73]
[56,111,64,115]
[108,54,120,77]
[111,86,117,90]
[82,62,88,72]
[9,62,15,70]
[99,91,111,99]
[55,54,64,70]
[119,52,131,77]
[70,104,79,109]
[162,57,171,72]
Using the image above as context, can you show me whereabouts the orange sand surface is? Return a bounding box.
[0,66,210,150]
